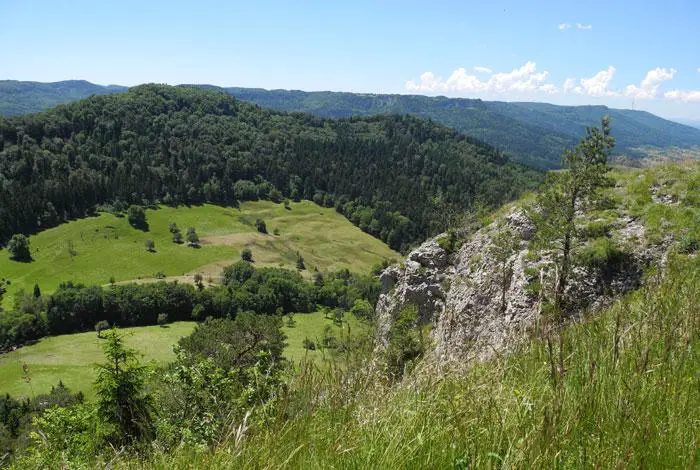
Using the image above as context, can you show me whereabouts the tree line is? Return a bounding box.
[0,262,378,351]
[0,85,542,252]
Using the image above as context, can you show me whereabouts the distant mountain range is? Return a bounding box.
[2,79,700,169]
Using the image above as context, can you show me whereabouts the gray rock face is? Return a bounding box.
[376,208,664,362]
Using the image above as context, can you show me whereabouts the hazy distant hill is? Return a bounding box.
[672,118,700,130]
[218,87,700,168]
[0,80,126,116]
[2,80,700,169]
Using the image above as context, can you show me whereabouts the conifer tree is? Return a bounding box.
[530,117,614,311]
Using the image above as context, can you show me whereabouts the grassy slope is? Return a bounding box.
[119,162,698,469]
[0,312,368,399]
[0,200,398,308]
[0,322,195,400]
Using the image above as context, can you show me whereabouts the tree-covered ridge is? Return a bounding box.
[5,81,700,170]
[0,80,126,117]
[0,84,542,251]
[212,87,700,169]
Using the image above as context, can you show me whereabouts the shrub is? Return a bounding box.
[256,218,267,234]
[436,229,461,254]
[186,227,200,247]
[576,237,628,270]
[386,305,426,379]
[302,337,316,350]
[157,313,169,327]
[241,248,254,263]
[677,232,698,254]
[95,320,110,338]
[178,314,285,371]
[127,205,147,230]
[350,299,373,320]
[7,234,31,261]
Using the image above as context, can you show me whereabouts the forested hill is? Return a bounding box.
[0,80,126,116]
[4,81,700,169]
[0,85,542,252]
[219,88,700,168]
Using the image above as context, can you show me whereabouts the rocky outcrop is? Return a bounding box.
[376,208,666,362]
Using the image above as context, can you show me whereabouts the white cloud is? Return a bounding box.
[405,62,557,95]
[563,78,576,93]
[624,67,676,99]
[665,89,700,102]
[473,66,492,74]
[570,66,618,97]
[558,23,571,30]
[576,23,593,30]
[697,68,700,73]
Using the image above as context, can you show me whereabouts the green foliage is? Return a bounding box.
[530,117,615,310]
[678,232,698,254]
[7,234,31,262]
[580,219,612,239]
[295,251,305,270]
[186,227,199,247]
[385,305,427,379]
[0,84,541,252]
[19,404,102,468]
[302,337,316,350]
[349,298,374,320]
[575,237,628,269]
[157,313,169,327]
[126,205,147,231]
[112,256,697,469]
[5,81,700,169]
[255,218,267,234]
[0,381,85,460]
[95,320,110,337]
[241,247,253,262]
[177,314,285,372]
[153,350,283,450]
[94,329,153,443]
[436,228,462,253]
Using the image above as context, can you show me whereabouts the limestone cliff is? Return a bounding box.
[375,173,684,362]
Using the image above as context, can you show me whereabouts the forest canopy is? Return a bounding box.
[0,85,542,251]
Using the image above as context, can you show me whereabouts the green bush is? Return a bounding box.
[436,229,462,254]
[385,305,427,379]
[576,237,628,270]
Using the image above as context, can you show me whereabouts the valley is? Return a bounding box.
[0,200,398,308]
[0,33,698,467]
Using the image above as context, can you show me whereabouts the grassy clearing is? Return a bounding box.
[0,200,398,307]
[0,322,195,400]
[0,312,369,399]
[281,311,369,364]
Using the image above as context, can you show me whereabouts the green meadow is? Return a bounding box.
[281,311,369,364]
[0,322,196,400]
[0,311,368,399]
[0,200,398,308]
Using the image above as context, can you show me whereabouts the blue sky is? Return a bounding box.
[2,0,699,119]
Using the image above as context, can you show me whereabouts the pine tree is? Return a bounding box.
[94,328,153,443]
[530,117,614,312]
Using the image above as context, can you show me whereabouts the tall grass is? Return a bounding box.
[120,255,698,469]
